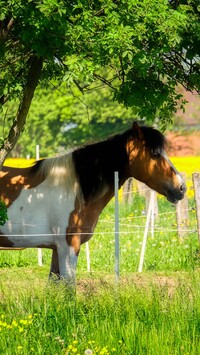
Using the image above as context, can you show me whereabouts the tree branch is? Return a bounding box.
[93,73,115,90]
[0,95,8,106]
[0,56,43,167]
[0,17,14,40]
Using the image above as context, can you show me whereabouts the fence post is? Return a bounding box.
[150,190,156,239]
[192,173,200,245]
[145,187,158,219]
[85,242,91,272]
[36,145,43,267]
[135,180,146,197]
[123,177,134,205]
[138,189,155,272]
[176,173,189,239]
[114,171,120,281]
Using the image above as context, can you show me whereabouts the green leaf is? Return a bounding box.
[0,201,8,226]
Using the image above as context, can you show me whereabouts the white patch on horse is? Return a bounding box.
[1,153,82,248]
[162,152,184,185]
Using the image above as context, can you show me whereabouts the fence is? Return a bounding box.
[1,161,200,277]
[75,172,200,277]
[120,172,200,274]
[32,170,200,276]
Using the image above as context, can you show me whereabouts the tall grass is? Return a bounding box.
[0,273,200,354]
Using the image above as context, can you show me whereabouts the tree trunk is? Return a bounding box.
[0,56,43,169]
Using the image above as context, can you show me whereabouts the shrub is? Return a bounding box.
[0,201,8,226]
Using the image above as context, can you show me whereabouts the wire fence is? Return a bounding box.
[1,172,200,276]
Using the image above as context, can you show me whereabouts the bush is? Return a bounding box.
[0,201,8,226]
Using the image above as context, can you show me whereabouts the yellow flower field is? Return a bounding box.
[4,158,35,168]
[170,156,200,198]
[170,156,200,178]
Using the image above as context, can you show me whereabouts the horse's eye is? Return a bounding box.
[152,152,161,158]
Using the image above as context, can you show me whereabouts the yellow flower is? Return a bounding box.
[88,341,95,345]
[12,320,18,327]
[0,322,7,327]
[99,347,109,355]
[20,319,28,325]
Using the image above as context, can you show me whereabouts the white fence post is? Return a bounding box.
[138,189,154,272]
[36,145,43,267]
[114,171,120,281]
[122,177,134,205]
[86,242,91,272]
[192,173,200,245]
[150,190,156,239]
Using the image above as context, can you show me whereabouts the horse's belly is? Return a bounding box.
[0,218,56,248]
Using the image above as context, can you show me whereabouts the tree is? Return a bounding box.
[6,82,136,157]
[0,0,200,167]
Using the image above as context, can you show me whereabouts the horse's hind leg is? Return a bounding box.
[49,249,60,279]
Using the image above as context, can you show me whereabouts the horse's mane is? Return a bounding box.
[72,125,167,202]
[139,125,167,154]
[31,153,80,196]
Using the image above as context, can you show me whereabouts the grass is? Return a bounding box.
[0,272,200,354]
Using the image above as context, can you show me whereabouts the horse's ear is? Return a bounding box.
[132,122,143,139]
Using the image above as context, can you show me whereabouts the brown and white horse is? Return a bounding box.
[0,122,186,284]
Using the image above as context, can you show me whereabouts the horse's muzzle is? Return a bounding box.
[167,183,187,204]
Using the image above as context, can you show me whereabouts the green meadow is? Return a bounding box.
[0,192,200,354]
[0,272,200,355]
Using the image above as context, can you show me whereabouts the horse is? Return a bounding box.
[0,122,186,284]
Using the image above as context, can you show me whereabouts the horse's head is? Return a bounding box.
[126,122,186,203]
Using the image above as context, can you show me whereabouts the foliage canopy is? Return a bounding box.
[7,83,136,157]
[0,0,200,163]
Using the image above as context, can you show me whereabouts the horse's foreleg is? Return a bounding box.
[49,248,60,279]
[56,235,80,286]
